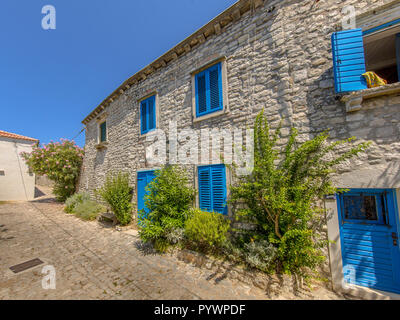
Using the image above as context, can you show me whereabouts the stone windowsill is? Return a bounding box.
[95,141,109,150]
[341,82,400,113]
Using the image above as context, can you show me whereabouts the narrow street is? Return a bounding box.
[0,189,343,300]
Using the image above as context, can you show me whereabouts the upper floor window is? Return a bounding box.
[195,62,223,117]
[99,120,107,143]
[140,95,156,135]
[331,20,400,94]
[198,164,227,215]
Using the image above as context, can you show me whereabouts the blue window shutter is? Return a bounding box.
[137,170,156,224]
[331,29,367,93]
[209,64,222,110]
[196,72,207,115]
[210,165,227,215]
[141,100,147,134]
[148,95,155,130]
[198,166,212,211]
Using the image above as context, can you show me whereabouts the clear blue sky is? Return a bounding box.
[0,0,237,147]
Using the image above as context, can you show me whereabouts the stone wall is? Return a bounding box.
[79,0,399,206]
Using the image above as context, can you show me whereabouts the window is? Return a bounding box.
[338,189,389,225]
[195,62,223,117]
[140,95,156,135]
[99,121,107,142]
[198,164,227,215]
[331,20,400,94]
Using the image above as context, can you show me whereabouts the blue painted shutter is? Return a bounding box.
[211,165,227,215]
[137,173,147,223]
[198,166,212,211]
[137,171,156,223]
[141,100,147,133]
[196,72,207,115]
[209,64,222,110]
[331,29,367,93]
[148,96,155,131]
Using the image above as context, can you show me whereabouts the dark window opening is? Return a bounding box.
[364,25,400,84]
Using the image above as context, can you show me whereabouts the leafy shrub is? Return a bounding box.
[96,172,133,226]
[230,109,370,277]
[184,209,230,252]
[64,192,90,213]
[21,139,84,202]
[74,200,105,221]
[278,229,325,276]
[139,166,195,251]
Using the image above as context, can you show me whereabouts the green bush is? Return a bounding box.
[184,209,230,252]
[96,172,133,226]
[64,192,90,213]
[73,200,105,221]
[230,109,370,277]
[139,166,195,251]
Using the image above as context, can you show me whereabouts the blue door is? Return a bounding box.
[337,189,400,293]
[137,170,156,224]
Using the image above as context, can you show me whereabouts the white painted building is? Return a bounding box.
[0,130,38,201]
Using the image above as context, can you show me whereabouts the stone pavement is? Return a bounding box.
[0,189,346,300]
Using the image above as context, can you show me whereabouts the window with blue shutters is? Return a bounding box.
[195,62,223,117]
[332,22,400,94]
[198,164,227,215]
[140,95,156,135]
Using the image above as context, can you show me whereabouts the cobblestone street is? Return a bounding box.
[0,189,345,300]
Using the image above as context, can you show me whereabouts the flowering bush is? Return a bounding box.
[21,139,84,202]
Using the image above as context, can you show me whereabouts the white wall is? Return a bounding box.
[0,137,36,201]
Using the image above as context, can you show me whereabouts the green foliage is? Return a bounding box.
[230,109,370,277]
[96,172,133,226]
[64,192,90,213]
[243,239,278,273]
[74,200,105,221]
[184,209,231,252]
[139,166,196,251]
[20,139,84,202]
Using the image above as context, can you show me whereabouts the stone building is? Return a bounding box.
[80,0,400,298]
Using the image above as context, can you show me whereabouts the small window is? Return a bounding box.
[339,190,388,225]
[99,121,107,142]
[0,170,5,176]
[364,27,400,84]
[198,164,227,215]
[140,95,156,135]
[195,62,223,117]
